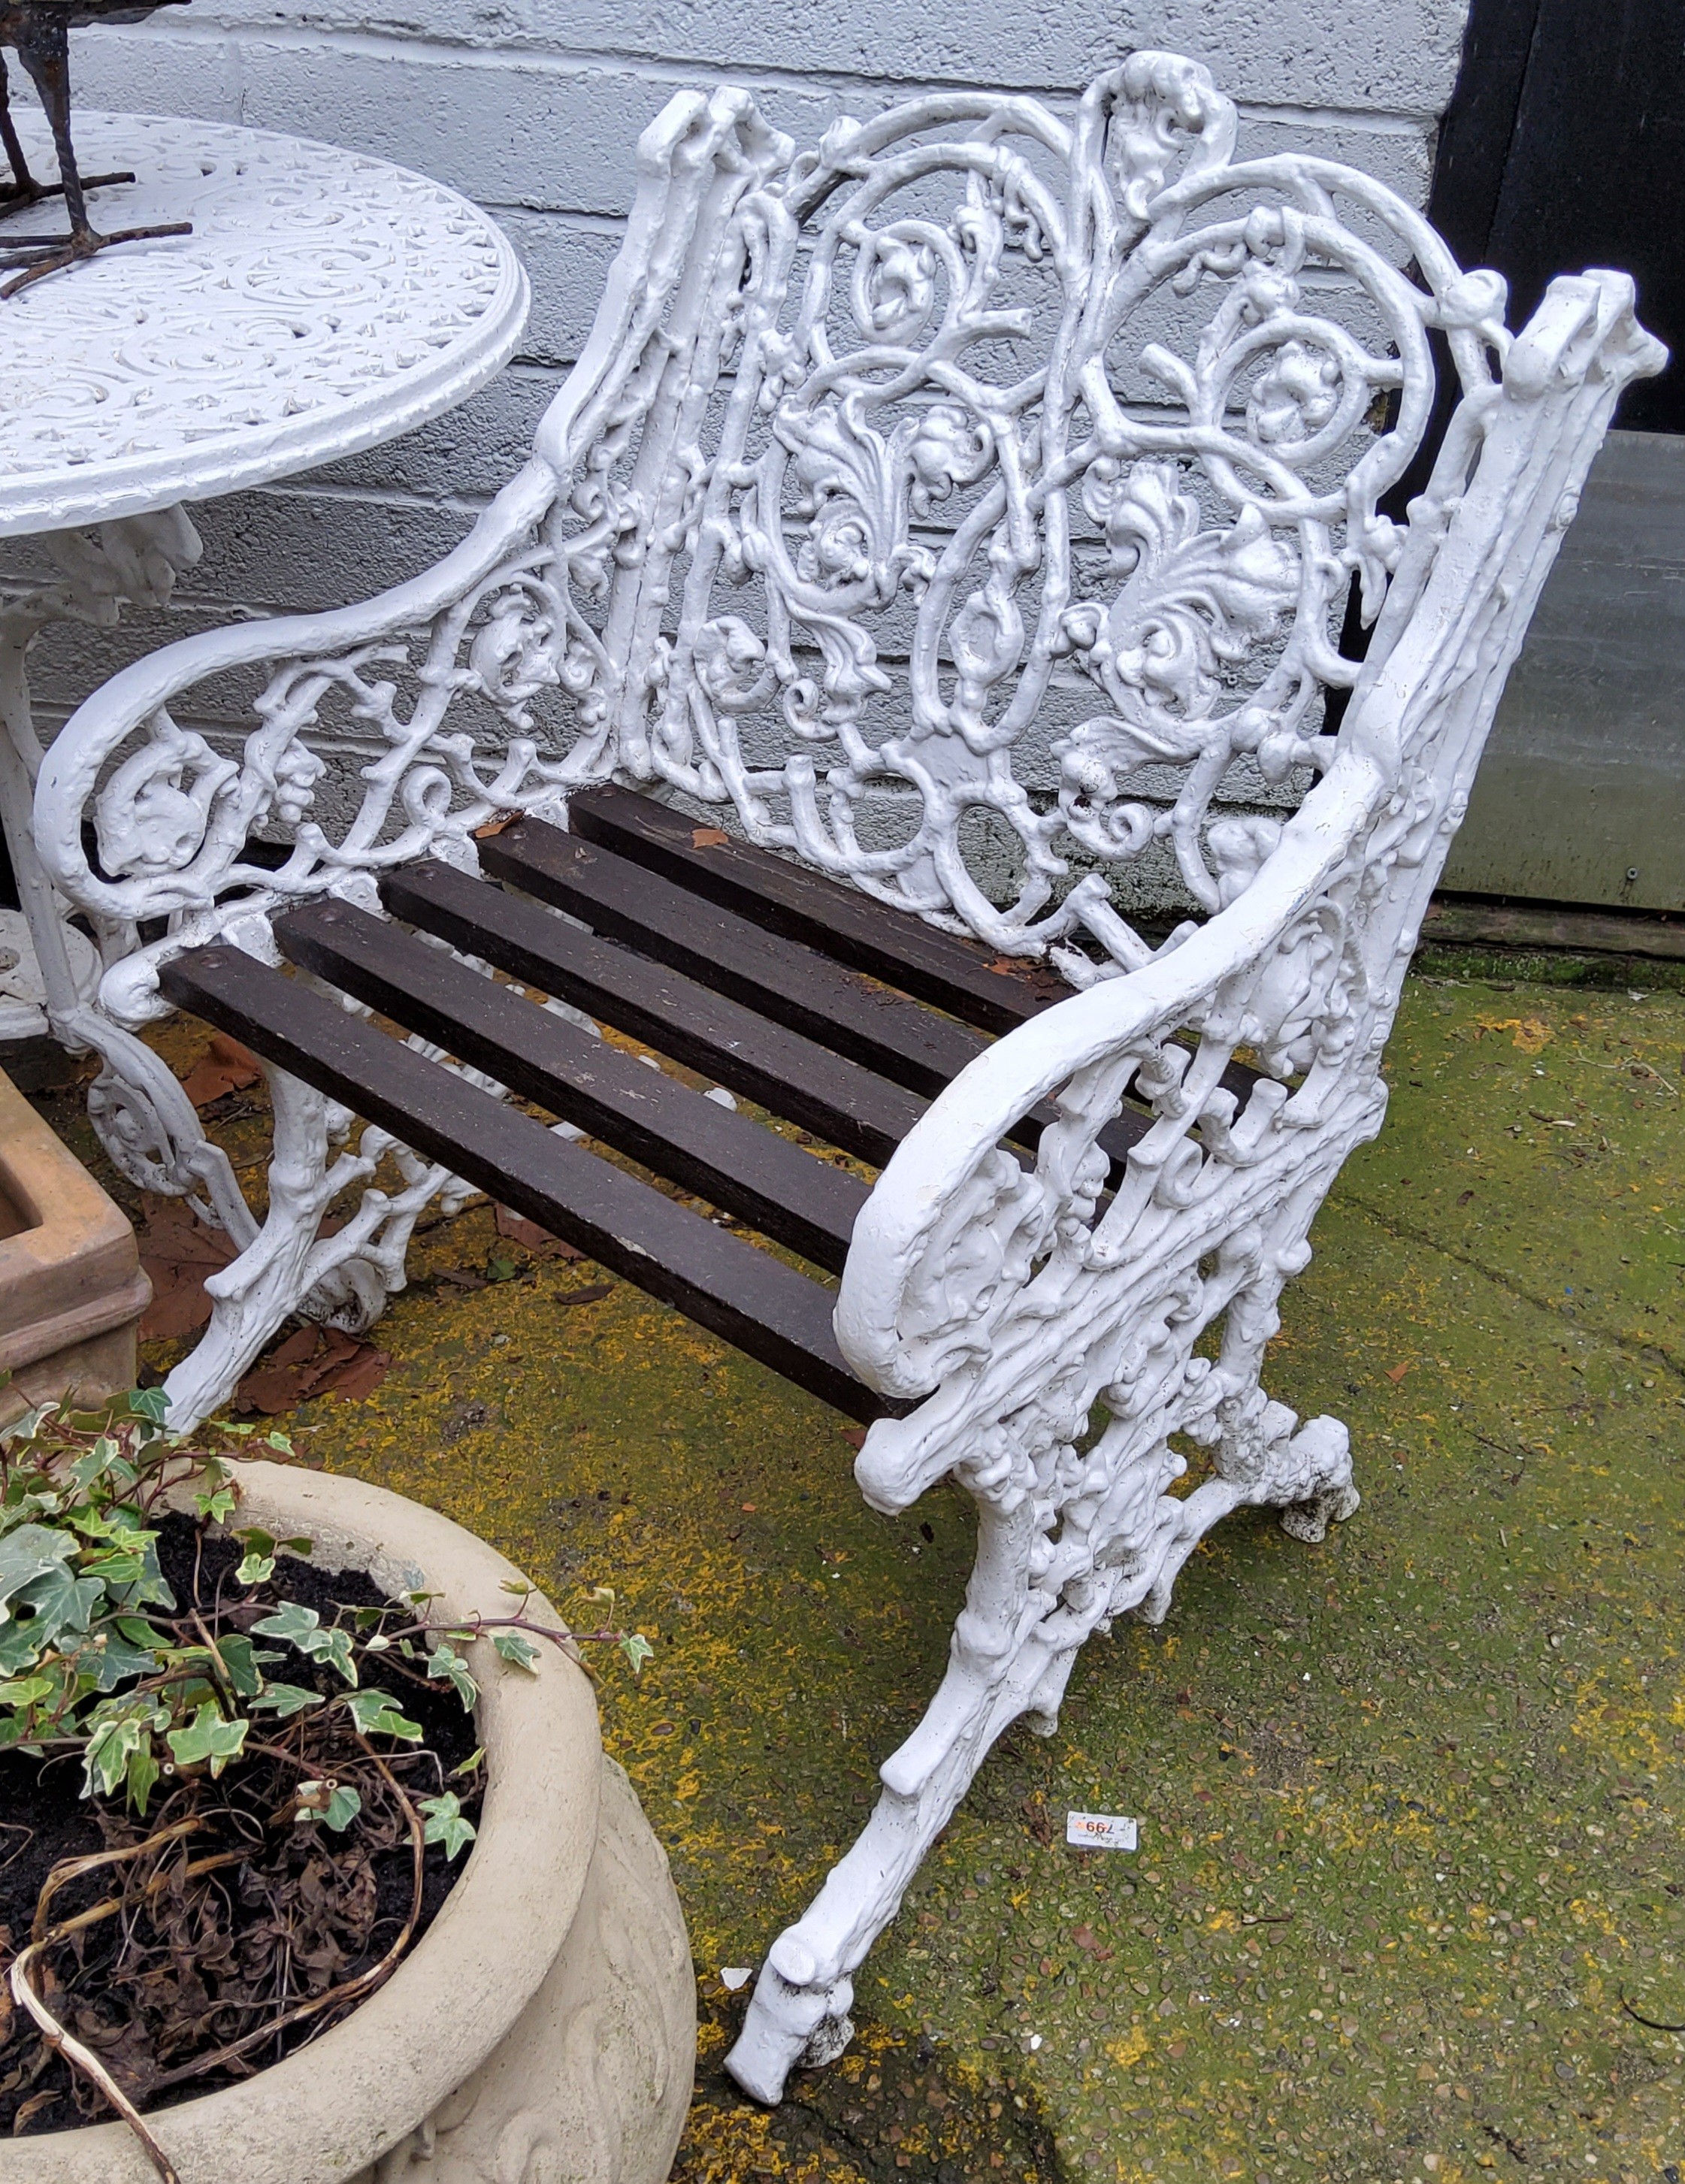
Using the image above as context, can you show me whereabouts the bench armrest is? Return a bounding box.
[840,262,1666,1510]
[33,83,789,1029]
[836,749,1382,1466]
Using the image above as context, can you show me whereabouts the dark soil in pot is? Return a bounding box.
[0,1513,482,2139]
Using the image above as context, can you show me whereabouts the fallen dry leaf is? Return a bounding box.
[1384,1362,1411,1384]
[691,827,730,848]
[138,1193,238,1340]
[839,1425,867,1451]
[237,1325,389,1414]
[555,1281,613,1308]
[494,1203,582,1259]
[472,812,520,839]
[178,1033,261,1109]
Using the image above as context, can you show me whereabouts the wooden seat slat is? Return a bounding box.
[480,818,988,1100]
[567,784,1069,1038]
[564,788,1270,1112]
[158,942,894,1423]
[274,897,869,1277]
[395,848,1155,1178]
[381,858,927,1168]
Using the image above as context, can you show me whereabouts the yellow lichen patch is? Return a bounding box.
[1475,1015,1553,1054]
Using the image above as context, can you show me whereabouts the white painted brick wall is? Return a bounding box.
[8,0,1474,895]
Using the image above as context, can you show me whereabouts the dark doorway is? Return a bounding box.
[1429,0,1685,434]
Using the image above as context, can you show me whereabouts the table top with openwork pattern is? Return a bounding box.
[0,110,528,538]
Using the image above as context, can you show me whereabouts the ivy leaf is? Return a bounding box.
[313,1626,357,1686]
[86,1631,159,1692]
[250,1682,322,1718]
[252,1602,358,1686]
[126,1387,169,1425]
[295,1780,363,1832]
[251,1601,319,1645]
[325,1782,362,1831]
[15,1562,106,1646]
[419,1792,477,1859]
[424,1642,478,1711]
[343,1689,423,1742]
[125,1738,161,1817]
[0,1623,39,1677]
[83,1707,164,1800]
[68,1440,119,1492]
[196,1486,238,1525]
[80,1546,148,1587]
[491,1631,540,1672]
[0,1673,53,1709]
[214,1633,265,1698]
[234,1529,277,1585]
[167,1703,249,1778]
[0,1523,77,1619]
[106,1534,175,1613]
[449,1745,484,1780]
[618,1632,655,1676]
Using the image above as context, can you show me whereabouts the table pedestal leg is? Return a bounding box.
[1,505,203,1051]
[0,600,95,1051]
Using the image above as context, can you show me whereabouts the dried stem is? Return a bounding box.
[144,1735,427,2094]
[8,1956,181,2184]
[7,1820,248,2176]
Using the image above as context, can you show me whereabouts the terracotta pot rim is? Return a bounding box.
[0,1460,603,2184]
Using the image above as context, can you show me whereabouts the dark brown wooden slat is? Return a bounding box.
[478,824,1162,1171]
[564,788,1269,1112]
[567,783,1069,1036]
[273,897,868,1277]
[158,943,896,1423]
[380,859,927,1168]
[391,857,1151,1179]
[480,818,988,1100]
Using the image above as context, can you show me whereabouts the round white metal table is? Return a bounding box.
[0,110,528,1043]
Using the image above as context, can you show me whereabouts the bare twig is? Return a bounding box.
[8,1953,180,2183]
[1619,1990,1685,2033]
[30,1815,201,1944]
[8,1819,240,2184]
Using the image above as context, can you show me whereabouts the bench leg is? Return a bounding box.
[725,1351,1357,2103]
[159,1060,458,1432]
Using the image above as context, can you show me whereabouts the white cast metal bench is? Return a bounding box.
[32,52,1661,2101]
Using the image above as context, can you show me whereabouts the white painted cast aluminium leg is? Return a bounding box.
[724,1398,1358,2104]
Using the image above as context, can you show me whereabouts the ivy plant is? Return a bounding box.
[0,1389,652,1843]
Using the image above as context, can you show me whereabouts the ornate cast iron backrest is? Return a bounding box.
[506,56,1541,969]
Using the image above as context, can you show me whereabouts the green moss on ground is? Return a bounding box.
[118,973,1681,2184]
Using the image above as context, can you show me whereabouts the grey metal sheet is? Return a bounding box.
[1445,428,1684,910]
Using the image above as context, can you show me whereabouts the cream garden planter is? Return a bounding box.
[0,1463,695,2184]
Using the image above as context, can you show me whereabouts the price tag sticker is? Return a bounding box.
[1065,1810,1139,1851]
